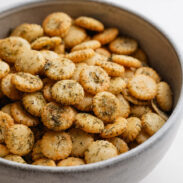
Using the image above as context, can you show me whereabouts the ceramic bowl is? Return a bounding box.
[0,1,182,183]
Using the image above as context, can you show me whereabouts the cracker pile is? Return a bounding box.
[0,12,173,166]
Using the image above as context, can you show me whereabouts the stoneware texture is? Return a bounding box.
[0,0,182,183]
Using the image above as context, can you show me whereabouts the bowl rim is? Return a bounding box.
[0,0,183,173]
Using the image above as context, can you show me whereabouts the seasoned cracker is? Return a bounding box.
[5,124,34,156]
[93,28,119,45]
[151,99,168,121]
[123,68,135,83]
[51,80,84,105]
[121,88,149,105]
[93,91,120,123]
[12,72,43,92]
[32,140,45,161]
[109,37,137,55]
[101,117,127,138]
[4,154,26,164]
[156,82,173,112]
[43,80,55,102]
[75,113,104,133]
[74,92,93,112]
[11,102,39,127]
[132,48,148,66]
[108,77,126,94]
[0,111,14,143]
[72,40,101,51]
[68,128,94,157]
[41,131,72,160]
[135,67,160,83]
[11,23,43,42]
[41,102,76,131]
[40,50,60,62]
[95,60,125,77]
[65,49,94,63]
[0,60,10,79]
[128,74,157,100]
[136,130,149,144]
[75,16,104,32]
[141,112,165,136]
[45,57,75,80]
[130,105,152,118]
[71,63,87,82]
[22,92,46,117]
[112,54,141,68]
[15,50,45,74]
[116,94,130,118]
[1,104,12,116]
[80,66,110,94]
[122,117,142,142]
[64,25,87,48]
[95,47,111,58]
[57,157,85,166]
[31,36,62,50]
[54,43,65,54]
[1,74,23,100]
[0,37,30,63]
[42,12,72,37]
[108,137,129,154]
[85,140,117,163]
[32,158,56,166]
[84,52,107,66]
[0,144,9,157]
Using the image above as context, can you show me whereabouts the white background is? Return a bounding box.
[1,0,183,182]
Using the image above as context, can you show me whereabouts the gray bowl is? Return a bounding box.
[0,1,182,183]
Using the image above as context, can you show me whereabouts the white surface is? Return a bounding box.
[1,0,183,182]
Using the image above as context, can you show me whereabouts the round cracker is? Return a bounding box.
[41,102,76,131]
[32,158,56,166]
[11,23,43,43]
[141,112,165,136]
[0,60,10,79]
[57,157,85,166]
[11,102,39,127]
[1,73,23,100]
[93,28,119,45]
[12,72,43,92]
[107,137,129,154]
[84,140,117,163]
[22,92,46,117]
[5,124,34,156]
[4,154,26,164]
[93,91,120,123]
[80,66,110,94]
[42,12,72,37]
[75,16,104,32]
[51,80,84,105]
[0,37,30,63]
[41,131,72,160]
[68,128,94,157]
[122,117,142,142]
[109,37,137,55]
[156,82,173,112]
[75,113,104,133]
[15,50,45,75]
[0,111,14,143]
[44,57,75,80]
[128,74,157,100]
[101,117,127,138]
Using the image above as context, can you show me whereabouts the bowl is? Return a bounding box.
[0,0,182,183]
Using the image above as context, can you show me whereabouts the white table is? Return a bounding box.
[1,0,183,182]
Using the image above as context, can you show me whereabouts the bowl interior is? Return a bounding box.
[0,0,181,108]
